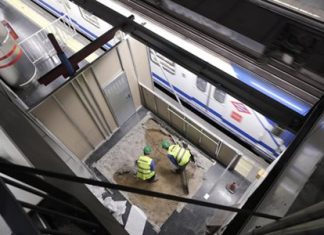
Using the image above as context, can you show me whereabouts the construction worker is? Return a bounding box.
[135,146,157,182]
[161,140,195,173]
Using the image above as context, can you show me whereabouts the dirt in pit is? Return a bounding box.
[95,117,213,228]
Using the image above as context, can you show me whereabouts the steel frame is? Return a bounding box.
[70,0,305,133]
[0,178,40,235]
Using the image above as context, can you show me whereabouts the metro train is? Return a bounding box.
[149,50,294,159]
[34,0,312,160]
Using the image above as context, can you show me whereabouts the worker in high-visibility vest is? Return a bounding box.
[135,146,157,182]
[161,140,195,173]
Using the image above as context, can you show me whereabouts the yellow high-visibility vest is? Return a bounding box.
[136,156,155,180]
[167,144,191,167]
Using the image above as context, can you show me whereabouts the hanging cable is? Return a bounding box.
[152,50,186,113]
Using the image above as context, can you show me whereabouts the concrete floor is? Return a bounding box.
[86,107,251,234]
[94,114,214,229]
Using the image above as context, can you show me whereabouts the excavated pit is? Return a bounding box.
[94,114,213,228]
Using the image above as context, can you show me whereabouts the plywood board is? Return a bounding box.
[217,144,238,170]
[83,69,117,132]
[32,98,92,159]
[56,84,103,147]
[170,111,185,136]
[185,124,201,146]
[92,48,122,88]
[200,133,218,158]
[128,38,153,89]
[117,41,142,109]
[155,98,170,122]
[142,89,156,112]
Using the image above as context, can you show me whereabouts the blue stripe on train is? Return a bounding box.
[231,64,311,116]
[34,0,112,49]
[152,72,279,157]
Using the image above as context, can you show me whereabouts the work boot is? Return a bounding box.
[152,177,159,182]
[148,175,159,183]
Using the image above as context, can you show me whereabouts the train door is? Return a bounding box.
[103,73,136,126]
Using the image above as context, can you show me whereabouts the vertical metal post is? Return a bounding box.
[71,81,106,138]
[90,67,113,134]
[82,74,111,135]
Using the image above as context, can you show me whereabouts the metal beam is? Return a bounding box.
[70,0,305,132]
[2,176,87,214]
[247,201,324,235]
[38,20,132,85]
[19,201,100,228]
[0,178,40,235]
[0,160,281,220]
[222,96,324,234]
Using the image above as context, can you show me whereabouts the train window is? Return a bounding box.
[149,49,176,75]
[79,7,100,28]
[213,87,226,103]
[196,77,207,92]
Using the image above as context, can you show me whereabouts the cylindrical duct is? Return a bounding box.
[0,22,36,87]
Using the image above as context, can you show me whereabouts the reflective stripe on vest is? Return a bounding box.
[167,144,191,166]
[136,156,155,180]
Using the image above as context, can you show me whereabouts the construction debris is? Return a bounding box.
[87,185,127,225]
[102,197,127,225]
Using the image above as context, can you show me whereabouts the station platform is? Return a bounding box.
[0,0,104,108]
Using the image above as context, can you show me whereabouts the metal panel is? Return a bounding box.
[103,73,136,126]
[217,144,239,169]
[142,88,156,112]
[200,133,218,158]
[156,97,169,122]
[0,92,126,235]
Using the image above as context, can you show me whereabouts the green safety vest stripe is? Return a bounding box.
[137,156,155,180]
[168,145,191,166]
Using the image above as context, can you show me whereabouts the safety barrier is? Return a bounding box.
[18,15,77,64]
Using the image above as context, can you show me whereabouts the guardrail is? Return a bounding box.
[18,15,77,64]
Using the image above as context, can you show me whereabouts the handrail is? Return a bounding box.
[18,14,77,64]
[0,160,281,221]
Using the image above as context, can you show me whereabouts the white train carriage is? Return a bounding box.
[34,0,311,160]
[149,49,298,159]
